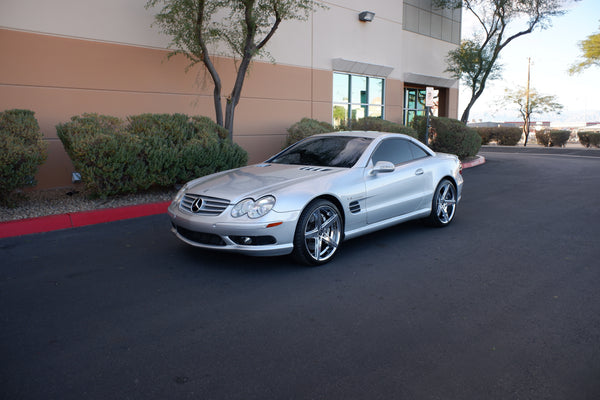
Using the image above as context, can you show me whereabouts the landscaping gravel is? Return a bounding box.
[1,187,177,222]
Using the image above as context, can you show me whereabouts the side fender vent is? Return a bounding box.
[349,201,361,214]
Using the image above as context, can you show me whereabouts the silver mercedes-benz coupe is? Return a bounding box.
[168,131,463,265]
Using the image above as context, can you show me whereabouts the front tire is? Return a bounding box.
[427,179,457,227]
[292,199,343,266]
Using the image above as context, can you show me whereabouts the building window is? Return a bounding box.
[403,87,439,125]
[333,72,385,127]
[403,0,461,44]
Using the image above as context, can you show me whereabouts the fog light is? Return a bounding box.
[242,237,252,245]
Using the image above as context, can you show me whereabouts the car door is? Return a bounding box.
[364,138,429,224]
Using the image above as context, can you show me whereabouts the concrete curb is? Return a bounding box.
[1,155,487,239]
[0,201,171,239]
[462,155,486,169]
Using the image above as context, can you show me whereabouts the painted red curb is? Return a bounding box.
[0,201,171,239]
[462,155,486,168]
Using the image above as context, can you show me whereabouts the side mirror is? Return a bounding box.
[370,160,395,175]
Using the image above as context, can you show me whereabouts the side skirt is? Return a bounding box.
[343,208,431,240]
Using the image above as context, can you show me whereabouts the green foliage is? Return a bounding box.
[577,131,600,148]
[285,118,334,146]
[445,38,503,89]
[437,0,572,123]
[57,113,247,197]
[475,127,522,146]
[569,26,600,74]
[145,0,325,136]
[349,117,418,138]
[536,130,571,147]
[0,109,48,205]
[502,86,563,125]
[146,0,322,65]
[476,128,491,145]
[412,116,481,159]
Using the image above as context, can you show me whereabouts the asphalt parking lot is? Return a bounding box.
[1,148,599,400]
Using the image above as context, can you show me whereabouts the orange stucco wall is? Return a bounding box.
[1,28,415,190]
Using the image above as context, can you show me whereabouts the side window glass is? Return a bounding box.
[371,139,414,166]
[409,142,429,159]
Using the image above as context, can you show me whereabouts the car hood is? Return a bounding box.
[185,163,345,201]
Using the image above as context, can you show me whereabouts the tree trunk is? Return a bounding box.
[212,80,223,127]
[224,54,253,140]
[460,89,482,124]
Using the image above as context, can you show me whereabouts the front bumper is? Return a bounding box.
[168,202,299,256]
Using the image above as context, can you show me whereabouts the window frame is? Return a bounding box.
[370,138,431,167]
[333,72,385,127]
[403,87,440,125]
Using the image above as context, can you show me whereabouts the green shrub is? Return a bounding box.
[285,118,334,146]
[536,130,571,147]
[412,116,481,159]
[57,113,247,197]
[497,128,523,146]
[578,131,600,148]
[535,131,550,147]
[350,117,418,138]
[475,127,522,146]
[476,128,493,145]
[551,130,571,147]
[0,109,47,205]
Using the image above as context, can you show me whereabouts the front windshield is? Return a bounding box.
[268,136,372,168]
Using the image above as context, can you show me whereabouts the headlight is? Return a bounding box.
[231,196,276,219]
[172,184,188,205]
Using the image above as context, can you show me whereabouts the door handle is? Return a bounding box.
[415,169,424,176]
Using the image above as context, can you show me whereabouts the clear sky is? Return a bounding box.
[458,0,600,125]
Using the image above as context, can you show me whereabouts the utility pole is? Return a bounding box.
[524,57,531,146]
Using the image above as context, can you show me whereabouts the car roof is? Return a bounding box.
[315,131,408,139]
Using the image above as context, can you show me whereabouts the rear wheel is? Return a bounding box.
[292,199,343,266]
[427,179,457,227]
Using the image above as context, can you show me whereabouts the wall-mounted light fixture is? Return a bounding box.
[358,11,375,22]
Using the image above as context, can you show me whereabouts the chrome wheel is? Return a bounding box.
[293,200,342,265]
[429,179,457,226]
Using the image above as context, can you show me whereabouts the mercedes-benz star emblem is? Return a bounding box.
[191,198,203,213]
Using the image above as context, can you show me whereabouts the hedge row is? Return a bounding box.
[343,117,418,138]
[412,116,481,159]
[578,131,600,148]
[0,109,47,205]
[2,110,484,204]
[536,130,571,147]
[285,117,417,146]
[285,118,334,147]
[475,127,523,146]
[57,113,247,197]
[285,116,479,160]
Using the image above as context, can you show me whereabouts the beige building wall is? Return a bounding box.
[0,0,458,190]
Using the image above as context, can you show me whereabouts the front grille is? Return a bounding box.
[175,226,226,246]
[179,194,229,215]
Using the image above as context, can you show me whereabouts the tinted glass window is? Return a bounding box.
[409,142,429,159]
[371,139,415,165]
[269,136,372,168]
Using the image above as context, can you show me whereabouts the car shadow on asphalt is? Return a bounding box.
[176,242,302,272]
[172,219,434,272]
